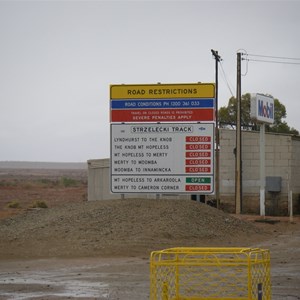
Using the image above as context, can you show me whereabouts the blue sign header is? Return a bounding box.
[111,98,214,110]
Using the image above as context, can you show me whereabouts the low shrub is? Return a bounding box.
[31,200,48,209]
[7,201,20,208]
[60,177,78,187]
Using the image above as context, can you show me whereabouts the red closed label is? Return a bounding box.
[186,136,211,143]
[185,144,211,150]
[185,167,211,173]
[185,159,211,165]
[185,185,211,191]
[185,152,211,158]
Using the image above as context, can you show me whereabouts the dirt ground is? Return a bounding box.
[0,168,299,299]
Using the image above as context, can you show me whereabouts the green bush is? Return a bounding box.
[0,180,18,187]
[7,201,20,208]
[60,177,78,187]
[22,182,34,189]
[31,200,48,209]
[0,180,7,187]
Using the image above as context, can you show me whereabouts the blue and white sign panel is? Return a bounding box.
[111,99,214,109]
[250,93,274,124]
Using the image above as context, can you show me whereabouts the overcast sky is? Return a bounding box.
[0,0,299,162]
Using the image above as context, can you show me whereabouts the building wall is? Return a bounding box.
[291,137,300,211]
[87,159,190,201]
[291,137,300,193]
[87,159,119,201]
[219,129,299,214]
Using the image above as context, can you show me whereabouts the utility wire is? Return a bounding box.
[218,51,300,100]
[219,61,235,97]
[245,53,300,61]
[238,49,249,76]
[243,58,300,65]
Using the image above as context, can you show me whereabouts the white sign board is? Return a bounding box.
[111,123,214,194]
[250,93,274,124]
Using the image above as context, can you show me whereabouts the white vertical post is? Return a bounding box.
[289,191,293,223]
[287,172,293,223]
[260,124,265,216]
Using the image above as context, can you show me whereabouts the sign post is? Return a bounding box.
[251,93,274,216]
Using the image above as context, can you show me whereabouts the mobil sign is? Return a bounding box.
[250,93,274,124]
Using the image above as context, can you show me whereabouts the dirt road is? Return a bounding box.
[0,216,299,300]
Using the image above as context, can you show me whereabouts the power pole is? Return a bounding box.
[235,52,242,214]
[211,49,221,209]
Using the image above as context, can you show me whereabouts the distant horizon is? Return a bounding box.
[0,160,89,163]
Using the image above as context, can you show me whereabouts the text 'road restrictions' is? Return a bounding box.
[110,83,215,123]
[111,123,214,194]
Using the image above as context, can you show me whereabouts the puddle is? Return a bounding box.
[0,267,110,299]
[0,258,150,299]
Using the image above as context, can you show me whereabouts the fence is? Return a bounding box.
[150,247,271,300]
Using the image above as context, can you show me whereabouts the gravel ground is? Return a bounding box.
[0,198,266,259]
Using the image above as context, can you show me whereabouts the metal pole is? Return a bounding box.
[211,50,221,209]
[235,52,242,214]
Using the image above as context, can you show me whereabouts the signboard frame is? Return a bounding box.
[250,93,274,124]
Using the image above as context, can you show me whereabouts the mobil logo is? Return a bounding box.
[251,93,274,124]
[258,99,274,119]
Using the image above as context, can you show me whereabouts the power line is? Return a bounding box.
[243,58,300,65]
[219,61,235,97]
[245,53,300,61]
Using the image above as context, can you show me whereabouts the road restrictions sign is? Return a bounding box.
[111,123,214,194]
[110,83,215,123]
